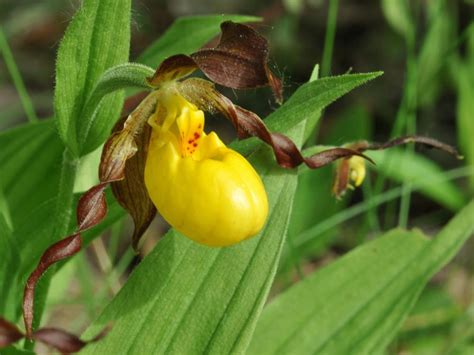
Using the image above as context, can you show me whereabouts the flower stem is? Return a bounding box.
[321,0,339,77]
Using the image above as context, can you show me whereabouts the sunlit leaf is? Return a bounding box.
[249,200,474,354]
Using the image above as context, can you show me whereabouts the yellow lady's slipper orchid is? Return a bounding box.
[144,91,268,247]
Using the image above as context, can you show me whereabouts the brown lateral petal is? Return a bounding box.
[100,92,157,182]
[240,98,370,167]
[147,54,197,87]
[77,183,108,230]
[111,123,156,251]
[364,135,463,158]
[23,234,82,338]
[99,130,138,182]
[0,318,24,348]
[332,159,351,198]
[32,326,109,354]
[178,78,371,169]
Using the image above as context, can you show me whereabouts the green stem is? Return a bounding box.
[397,41,418,228]
[0,27,38,123]
[321,0,339,77]
[370,21,418,230]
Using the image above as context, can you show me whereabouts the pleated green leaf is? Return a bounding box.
[249,200,474,354]
[54,0,131,156]
[0,188,20,320]
[0,120,63,229]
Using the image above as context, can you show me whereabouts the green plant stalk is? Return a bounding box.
[321,0,339,77]
[370,28,418,230]
[397,42,418,228]
[288,65,320,279]
[24,148,78,350]
[359,173,381,243]
[0,27,38,123]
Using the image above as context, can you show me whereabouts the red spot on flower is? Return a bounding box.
[194,132,200,139]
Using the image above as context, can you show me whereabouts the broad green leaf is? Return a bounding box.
[368,149,466,211]
[249,200,474,354]
[0,120,63,229]
[136,15,260,68]
[54,0,131,156]
[0,190,20,320]
[82,71,381,354]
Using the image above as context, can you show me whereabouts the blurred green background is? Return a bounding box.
[1,0,473,353]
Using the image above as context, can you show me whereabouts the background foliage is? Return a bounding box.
[0,0,473,354]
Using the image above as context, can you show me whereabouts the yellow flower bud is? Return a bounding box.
[144,92,268,247]
[348,155,366,187]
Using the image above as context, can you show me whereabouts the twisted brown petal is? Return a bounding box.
[23,234,82,338]
[363,135,463,159]
[148,21,282,103]
[111,119,156,251]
